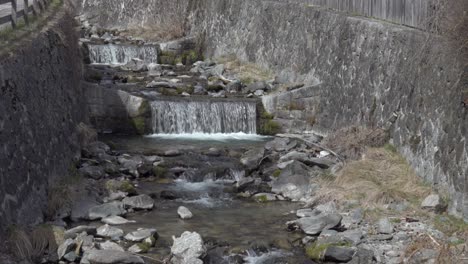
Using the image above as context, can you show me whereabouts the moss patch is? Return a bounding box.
[255,195,268,203]
[131,117,146,135]
[259,120,282,135]
[153,166,167,178]
[272,169,282,178]
[306,242,352,261]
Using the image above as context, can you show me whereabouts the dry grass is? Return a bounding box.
[315,147,431,211]
[7,225,57,263]
[323,126,389,160]
[216,55,273,84]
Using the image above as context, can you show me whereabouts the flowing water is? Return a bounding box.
[150,98,258,134]
[88,44,159,65]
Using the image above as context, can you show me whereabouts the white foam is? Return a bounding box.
[243,250,289,264]
[145,132,270,142]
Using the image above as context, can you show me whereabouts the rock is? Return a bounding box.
[177,206,193,219]
[277,160,294,169]
[240,148,265,170]
[271,161,318,201]
[378,218,394,234]
[64,226,97,239]
[122,194,154,210]
[63,251,78,262]
[102,215,136,225]
[236,176,255,191]
[88,201,126,220]
[128,244,148,254]
[79,165,105,179]
[124,228,158,242]
[206,147,222,157]
[296,208,315,218]
[209,90,226,98]
[289,212,342,235]
[324,246,356,263]
[278,151,309,163]
[181,92,191,97]
[304,157,336,169]
[57,238,75,260]
[315,201,337,214]
[421,194,441,210]
[347,248,374,264]
[82,249,144,264]
[193,84,207,95]
[226,81,242,93]
[254,89,264,96]
[97,224,124,238]
[103,191,128,203]
[123,58,148,72]
[164,149,182,157]
[253,193,284,202]
[244,81,267,93]
[264,137,290,152]
[75,232,95,252]
[318,230,363,246]
[171,231,206,264]
[146,80,176,88]
[99,241,125,252]
[160,190,178,200]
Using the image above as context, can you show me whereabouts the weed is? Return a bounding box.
[153,166,167,178]
[272,169,282,178]
[255,195,268,203]
[259,120,282,135]
[306,242,352,261]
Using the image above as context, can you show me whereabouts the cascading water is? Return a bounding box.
[150,99,257,134]
[88,44,159,65]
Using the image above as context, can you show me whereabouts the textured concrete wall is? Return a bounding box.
[0,11,84,232]
[189,0,468,219]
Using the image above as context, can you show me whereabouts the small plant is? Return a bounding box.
[259,120,282,135]
[255,195,268,203]
[306,242,352,261]
[272,169,282,178]
[384,143,397,153]
[153,166,167,178]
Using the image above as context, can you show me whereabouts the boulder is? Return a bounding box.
[421,194,441,210]
[324,246,356,263]
[240,148,265,170]
[96,224,124,238]
[278,151,309,163]
[289,212,342,235]
[79,166,105,180]
[377,218,394,234]
[244,81,267,93]
[171,231,206,264]
[264,137,290,152]
[88,201,126,220]
[122,58,148,72]
[99,241,125,252]
[57,238,75,260]
[296,208,316,218]
[271,161,318,201]
[124,228,158,242]
[177,206,193,219]
[226,81,242,93]
[82,249,144,264]
[102,215,136,225]
[315,201,338,214]
[122,194,154,210]
[64,226,97,239]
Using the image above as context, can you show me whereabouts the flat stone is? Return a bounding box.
[96,224,124,238]
[124,228,158,242]
[64,226,97,239]
[79,166,105,179]
[88,201,126,220]
[324,246,356,263]
[82,249,144,264]
[421,194,441,210]
[290,212,342,235]
[99,241,124,252]
[122,194,154,210]
[102,215,136,225]
[177,206,193,219]
[378,218,394,234]
[296,208,316,218]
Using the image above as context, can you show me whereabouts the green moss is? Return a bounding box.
[108,180,137,195]
[259,120,282,135]
[153,166,167,178]
[261,111,274,120]
[131,117,146,135]
[176,85,194,95]
[272,169,282,178]
[255,195,268,203]
[161,88,178,96]
[384,143,397,153]
[136,241,152,253]
[306,242,352,261]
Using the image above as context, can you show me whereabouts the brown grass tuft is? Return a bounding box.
[216,55,273,84]
[7,225,57,263]
[323,126,389,160]
[315,147,431,210]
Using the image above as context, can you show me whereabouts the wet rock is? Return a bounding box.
[57,239,75,260]
[206,147,222,157]
[315,201,337,214]
[63,251,78,262]
[146,80,176,88]
[99,241,124,252]
[79,165,105,179]
[97,224,124,238]
[264,137,290,152]
[103,191,128,203]
[171,231,206,264]
[421,194,441,210]
[64,226,97,239]
[177,206,193,219]
[278,151,309,163]
[240,148,265,170]
[209,90,226,98]
[253,193,284,202]
[88,201,126,220]
[236,176,255,191]
[102,215,136,225]
[271,161,318,201]
[128,244,148,254]
[289,212,342,235]
[122,58,148,72]
[324,246,356,263]
[124,228,158,242]
[82,249,144,264]
[122,194,154,210]
[377,218,394,234]
[226,81,242,93]
[254,89,265,96]
[160,190,178,200]
[164,149,182,157]
[296,208,316,218]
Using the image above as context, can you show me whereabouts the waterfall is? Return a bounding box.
[88,44,159,65]
[150,99,257,134]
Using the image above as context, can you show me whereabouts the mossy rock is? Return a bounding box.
[272,169,281,178]
[306,242,352,261]
[153,166,168,178]
[106,179,137,195]
[131,117,147,135]
[259,120,282,135]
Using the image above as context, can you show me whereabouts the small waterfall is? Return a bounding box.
[150,99,257,134]
[88,44,159,65]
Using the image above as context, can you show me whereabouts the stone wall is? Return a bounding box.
[189,0,468,220]
[0,10,84,232]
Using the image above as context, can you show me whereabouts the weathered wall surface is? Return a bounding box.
[189,0,468,219]
[80,0,468,219]
[0,11,84,232]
